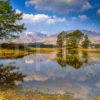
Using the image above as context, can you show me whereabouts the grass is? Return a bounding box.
[0,89,99,100]
[79,48,100,53]
[95,96,100,100]
[0,47,100,59]
[30,47,56,53]
[0,48,33,59]
[0,90,75,100]
[0,48,56,59]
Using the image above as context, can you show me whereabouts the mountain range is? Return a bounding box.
[12,30,100,44]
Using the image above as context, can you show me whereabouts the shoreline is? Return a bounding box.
[0,48,100,59]
[30,48,100,53]
[79,48,100,53]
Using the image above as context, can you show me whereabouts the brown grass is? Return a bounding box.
[30,48,57,53]
[0,47,100,59]
[79,48,100,53]
[0,48,56,59]
[0,90,76,100]
[0,49,32,59]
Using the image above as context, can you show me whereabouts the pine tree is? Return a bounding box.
[0,0,25,39]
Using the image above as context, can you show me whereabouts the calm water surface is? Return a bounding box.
[0,50,100,100]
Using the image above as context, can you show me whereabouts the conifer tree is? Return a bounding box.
[0,0,25,39]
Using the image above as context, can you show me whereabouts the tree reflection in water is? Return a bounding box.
[56,48,89,69]
[0,64,26,89]
[56,48,67,67]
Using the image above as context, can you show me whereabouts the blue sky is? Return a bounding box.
[11,0,100,34]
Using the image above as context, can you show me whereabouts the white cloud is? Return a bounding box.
[16,9,67,24]
[15,9,67,34]
[97,9,100,16]
[16,9,22,14]
[22,13,67,24]
[72,15,88,21]
[72,17,77,21]
[79,15,88,21]
[81,1,92,11]
[26,0,92,13]
[23,14,49,23]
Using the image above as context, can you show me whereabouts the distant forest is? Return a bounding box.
[0,43,57,50]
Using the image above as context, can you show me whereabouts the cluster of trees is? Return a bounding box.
[57,30,91,49]
[0,0,25,39]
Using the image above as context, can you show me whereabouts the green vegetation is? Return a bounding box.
[0,0,27,58]
[57,30,91,49]
[92,43,100,49]
[57,31,65,48]
[0,0,25,38]
[28,42,56,48]
[81,35,91,48]
[66,30,84,48]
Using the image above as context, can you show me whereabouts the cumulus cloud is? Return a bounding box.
[79,15,88,21]
[81,1,92,10]
[16,9,66,24]
[15,9,67,33]
[22,13,67,24]
[25,0,92,13]
[72,15,88,21]
[16,9,22,14]
[97,9,100,16]
[71,17,77,21]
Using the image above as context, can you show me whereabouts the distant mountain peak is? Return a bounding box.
[8,30,100,44]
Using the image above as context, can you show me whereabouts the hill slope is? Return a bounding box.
[9,30,100,44]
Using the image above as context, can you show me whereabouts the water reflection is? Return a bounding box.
[0,64,25,89]
[56,48,89,69]
[56,48,66,67]
[0,51,100,100]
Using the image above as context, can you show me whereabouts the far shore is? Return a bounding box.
[30,47,57,53]
[30,47,100,53]
[79,48,100,53]
[0,47,100,59]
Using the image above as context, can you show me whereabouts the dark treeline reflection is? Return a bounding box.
[56,48,89,69]
[0,64,26,89]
